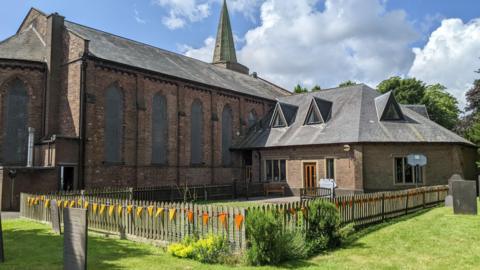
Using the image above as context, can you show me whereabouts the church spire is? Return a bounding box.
[212,0,249,74]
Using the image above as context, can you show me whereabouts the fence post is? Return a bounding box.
[422,189,426,208]
[351,195,355,223]
[204,185,208,201]
[381,193,385,221]
[128,188,133,201]
[405,192,409,215]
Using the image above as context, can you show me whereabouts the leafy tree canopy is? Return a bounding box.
[377,76,426,104]
[311,85,322,92]
[465,79,480,114]
[422,84,460,130]
[338,80,356,87]
[293,84,308,94]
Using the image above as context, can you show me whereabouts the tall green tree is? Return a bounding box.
[293,84,308,94]
[311,85,322,92]
[422,84,460,130]
[465,79,480,114]
[338,80,356,87]
[377,76,426,104]
[377,77,460,130]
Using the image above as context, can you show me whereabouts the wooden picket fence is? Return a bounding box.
[20,185,448,250]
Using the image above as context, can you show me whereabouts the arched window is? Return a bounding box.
[3,79,28,164]
[221,105,233,166]
[104,85,123,163]
[247,110,257,128]
[191,99,203,165]
[152,93,168,165]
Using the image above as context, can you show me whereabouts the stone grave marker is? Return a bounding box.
[452,180,477,215]
[63,208,88,270]
[445,174,464,207]
[50,200,61,234]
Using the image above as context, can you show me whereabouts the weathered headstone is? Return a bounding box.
[63,208,87,270]
[50,200,61,234]
[448,174,463,195]
[452,180,477,215]
[444,195,453,207]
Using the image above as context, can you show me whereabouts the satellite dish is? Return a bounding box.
[407,154,427,167]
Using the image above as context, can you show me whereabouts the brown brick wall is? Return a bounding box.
[0,64,46,163]
[362,143,478,191]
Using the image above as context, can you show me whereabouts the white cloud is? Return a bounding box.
[154,0,211,29]
[223,0,263,22]
[134,6,147,24]
[181,36,215,62]
[184,0,418,90]
[409,18,480,108]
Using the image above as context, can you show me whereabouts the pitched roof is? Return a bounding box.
[235,84,474,149]
[64,21,290,100]
[403,105,430,119]
[0,25,46,62]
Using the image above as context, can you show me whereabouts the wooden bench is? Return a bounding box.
[264,182,286,196]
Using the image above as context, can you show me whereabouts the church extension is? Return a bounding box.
[0,3,477,210]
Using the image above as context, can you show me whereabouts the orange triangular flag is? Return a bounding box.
[187,211,194,223]
[219,213,227,228]
[235,214,244,230]
[202,212,209,225]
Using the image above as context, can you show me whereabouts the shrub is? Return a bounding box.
[305,200,352,254]
[167,234,230,264]
[245,209,307,265]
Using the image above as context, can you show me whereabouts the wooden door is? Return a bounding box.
[303,163,317,188]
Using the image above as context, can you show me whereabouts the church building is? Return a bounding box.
[0,2,477,209]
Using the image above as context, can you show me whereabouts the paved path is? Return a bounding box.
[1,212,19,220]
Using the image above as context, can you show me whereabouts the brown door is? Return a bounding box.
[303,163,317,188]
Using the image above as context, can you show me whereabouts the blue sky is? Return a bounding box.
[1,0,480,107]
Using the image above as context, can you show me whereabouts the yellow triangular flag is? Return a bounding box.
[108,205,115,217]
[99,204,106,215]
[63,200,69,208]
[117,205,123,215]
[70,201,75,208]
[169,208,176,221]
[127,205,133,214]
[155,208,164,218]
[58,200,63,208]
[84,201,89,209]
[44,199,50,208]
[147,206,154,217]
[93,203,98,214]
[136,207,143,217]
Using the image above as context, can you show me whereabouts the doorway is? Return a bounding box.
[303,163,317,188]
[60,166,75,191]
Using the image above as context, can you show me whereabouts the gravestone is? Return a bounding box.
[452,180,477,215]
[445,174,464,207]
[50,200,61,234]
[63,208,87,270]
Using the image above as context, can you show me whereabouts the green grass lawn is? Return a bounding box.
[1,204,480,270]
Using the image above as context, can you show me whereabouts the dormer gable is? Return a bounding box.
[270,102,298,128]
[305,97,332,125]
[375,91,404,121]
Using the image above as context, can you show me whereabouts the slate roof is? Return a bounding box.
[235,84,474,149]
[0,25,46,62]
[63,21,290,100]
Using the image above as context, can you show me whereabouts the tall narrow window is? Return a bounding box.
[3,79,28,164]
[152,93,168,165]
[191,99,203,165]
[247,110,257,128]
[104,85,123,163]
[326,158,335,179]
[221,105,233,166]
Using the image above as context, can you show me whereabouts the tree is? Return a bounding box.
[422,84,460,130]
[293,84,308,94]
[377,76,426,104]
[338,80,356,87]
[465,79,480,114]
[311,85,322,92]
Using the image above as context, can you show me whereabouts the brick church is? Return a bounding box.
[0,3,478,209]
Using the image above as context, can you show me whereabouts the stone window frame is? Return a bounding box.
[392,155,426,186]
[263,157,288,182]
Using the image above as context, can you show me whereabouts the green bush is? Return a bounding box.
[305,200,352,254]
[245,209,307,265]
[167,234,230,264]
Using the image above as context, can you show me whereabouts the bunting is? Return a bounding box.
[93,203,98,214]
[44,199,50,208]
[202,212,209,225]
[155,208,164,218]
[169,208,176,221]
[108,205,115,217]
[127,205,133,214]
[187,210,194,223]
[218,213,227,228]
[136,207,144,217]
[147,206,154,217]
[117,205,123,215]
[63,200,69,208]
[70,201,75,208]
[58,200,63,208]
[84,201,89,209]
[99,204,106,215]
[235,214,244,230]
